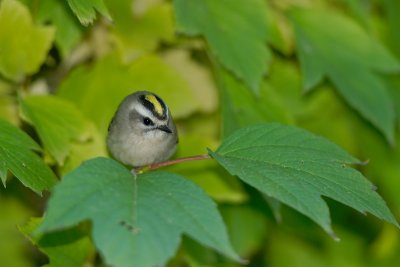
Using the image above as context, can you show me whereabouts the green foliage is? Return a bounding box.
[36,158,239,267]
[1,0,400,266]
[66,0,111,26]
[0,0,54,81]
[36,0,84,57]
[174,0,271,92]
[57,54,198,135]
[0,119,57,194]
[19,218,93,267]
[210,123,399,237]
[290,8,400,143]
[20,95,91,165]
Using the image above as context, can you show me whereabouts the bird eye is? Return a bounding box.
[143,117,154,126]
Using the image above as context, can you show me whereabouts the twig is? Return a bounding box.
[133,154,211,174]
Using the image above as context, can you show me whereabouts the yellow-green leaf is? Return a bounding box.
[0,0,54,81]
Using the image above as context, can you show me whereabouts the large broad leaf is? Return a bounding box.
[290,8,400,144]
[0,119,57,194]
[20,95,93,166]
[36,158,239,267]
[209,123,399,237]
[66,0,111,25]
[0,0,54,81]
[173,0,271,92]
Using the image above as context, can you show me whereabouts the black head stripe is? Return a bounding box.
[139,94,167,120]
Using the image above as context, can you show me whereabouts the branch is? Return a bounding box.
[133,154,211,174]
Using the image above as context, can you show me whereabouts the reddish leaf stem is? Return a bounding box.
[133,154,211,174]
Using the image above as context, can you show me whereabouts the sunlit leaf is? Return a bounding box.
[210,123,399,237]
[36,158,240,267]
[0,119,57,194]
[107,0,174,59]
[0,0,54,81]
[57,54,197,136]
[162,49,218,114]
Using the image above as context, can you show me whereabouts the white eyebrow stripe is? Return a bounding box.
[134,104,166,124]
[134,105,153,119]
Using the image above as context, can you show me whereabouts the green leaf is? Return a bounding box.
[216,64,293,138]
[19,218,93,267]
[20,95,91,166]
[66,0,111,26]
[57,53,198,136]
[209,123,399,237]
[165,134,247,203]
[162,49,218,114]
[290,8,400,143]
[0,80,18,125]
[221,206,268,258]
[107,0,174,58]
[0,197,35,267]
[36,0,84,57]
[383,0,400,58]
[36,157,240,267]
[0,119,57,194]
[0,0,55,81]
[173,0,271,92]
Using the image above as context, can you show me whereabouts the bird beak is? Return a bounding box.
[157,125,172,133]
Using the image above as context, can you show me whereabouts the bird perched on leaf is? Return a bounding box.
[107,91,178,167]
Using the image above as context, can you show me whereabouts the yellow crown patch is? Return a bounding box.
[145,94,163,116]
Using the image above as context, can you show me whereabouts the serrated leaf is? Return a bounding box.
[19,217,93,267]
[173,0,271,92]
[209,123,399,237]
[57,53,197,136]
[20,95,91,166]
[290,8,400,143]
[0,119,57,194]
[0,0,54,81]
[66,0,111,25]
[36,157,240,267]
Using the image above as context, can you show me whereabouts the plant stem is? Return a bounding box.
[133,154,211,174]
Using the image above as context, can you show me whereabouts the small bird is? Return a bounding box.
[107,91,178,167]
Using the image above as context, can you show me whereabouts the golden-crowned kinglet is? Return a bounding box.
[107,91,178,167]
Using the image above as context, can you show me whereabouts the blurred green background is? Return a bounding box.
[0,0,400,266]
